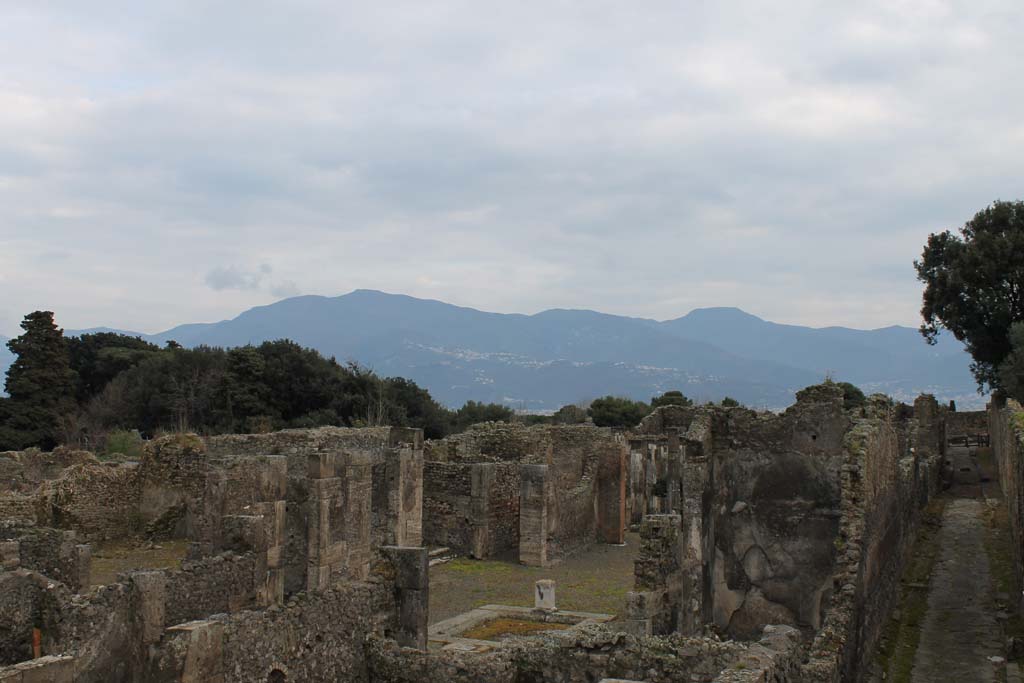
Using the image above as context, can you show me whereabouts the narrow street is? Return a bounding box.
[875,445,1022,682]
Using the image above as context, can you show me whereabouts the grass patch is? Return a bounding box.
[443,558,517,575]
[873,497,947,683]
[460,618,572,641]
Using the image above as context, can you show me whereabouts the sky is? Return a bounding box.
[2,1,1023,337]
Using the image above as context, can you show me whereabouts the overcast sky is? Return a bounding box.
[2,1,1022,337]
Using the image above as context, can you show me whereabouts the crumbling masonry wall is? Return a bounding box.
[205,426,423,594]
[626,389,947,683]
[800,395,945,682]
[990,397,1024,614]
[423,423,626,565]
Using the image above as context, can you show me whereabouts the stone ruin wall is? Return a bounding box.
[422,423,627,565]
[0,392,971,683]
[624,389,949,683]
[799,394,945,682]
[990,396,1024,613]
[946,408,989,437]
[0,427,430,683]
[205,426,423,594]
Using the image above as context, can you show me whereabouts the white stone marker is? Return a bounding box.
[535,579,556,611]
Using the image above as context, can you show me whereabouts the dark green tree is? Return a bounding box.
[915,200,1024,390]
[836,381,867,411]
[551,404,588,424]
[998,323,1024,402]
[453,400,514,431]
[67,332,160,403]
[650,390,693,409]
[588,396,650,428]
[720,397,740,407]
[383,376,454,438]
[1,311,76,449]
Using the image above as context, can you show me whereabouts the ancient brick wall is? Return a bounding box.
[946,409,988,437]
[991,398,1024,613]
[206,427,421,595]
[367,625,749,683]
[0,525,90,592]
[426,424,623,563]
[0,447,97,494]
[143,580,396,683]
[422,461,474,553]
[0,570,41,664]
[547,479,595,561]
[486,463,520,557]
[163,553,259,626]
[801,399,942,682]
[0,495,37,526]
[35,462,141,540]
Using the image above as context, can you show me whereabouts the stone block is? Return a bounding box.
[73,544,91,590]
[519,464,550,567]
[308,452,340,479]
[222,515,267,553]
[383,546,428,589]
[131,570,167,644]
[389,427,424,450]
[166,620,224,683]
[14,656,75,683]
[0,541,19,570]
[266,544,284,570]
[535,579,556,610]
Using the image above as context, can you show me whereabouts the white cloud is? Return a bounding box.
[1,1,1023,336]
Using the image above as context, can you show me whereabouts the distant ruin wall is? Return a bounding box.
[206,427,422,594]
[946,409,988,437]
[424,423,623,563]
[422,461,474,554]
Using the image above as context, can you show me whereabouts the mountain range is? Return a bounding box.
[1,290,981,409]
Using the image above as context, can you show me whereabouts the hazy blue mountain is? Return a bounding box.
[657,307,976,403]
[4,291,980,409]
[140,290,978,410]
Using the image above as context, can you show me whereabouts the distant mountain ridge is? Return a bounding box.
[1,290,981,409]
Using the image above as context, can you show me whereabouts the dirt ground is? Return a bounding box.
[428,532,639,624]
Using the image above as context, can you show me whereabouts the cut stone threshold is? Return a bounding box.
[428,604,614,652]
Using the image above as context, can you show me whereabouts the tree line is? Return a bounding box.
[0,312,519,451]
[0,311,747,453]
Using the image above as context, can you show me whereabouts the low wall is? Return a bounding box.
[144,581,396,683]
[366,624,763,683]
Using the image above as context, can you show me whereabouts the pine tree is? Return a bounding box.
[1,311,75,449]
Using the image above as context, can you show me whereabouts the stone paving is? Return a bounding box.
[909,497,1003,682]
